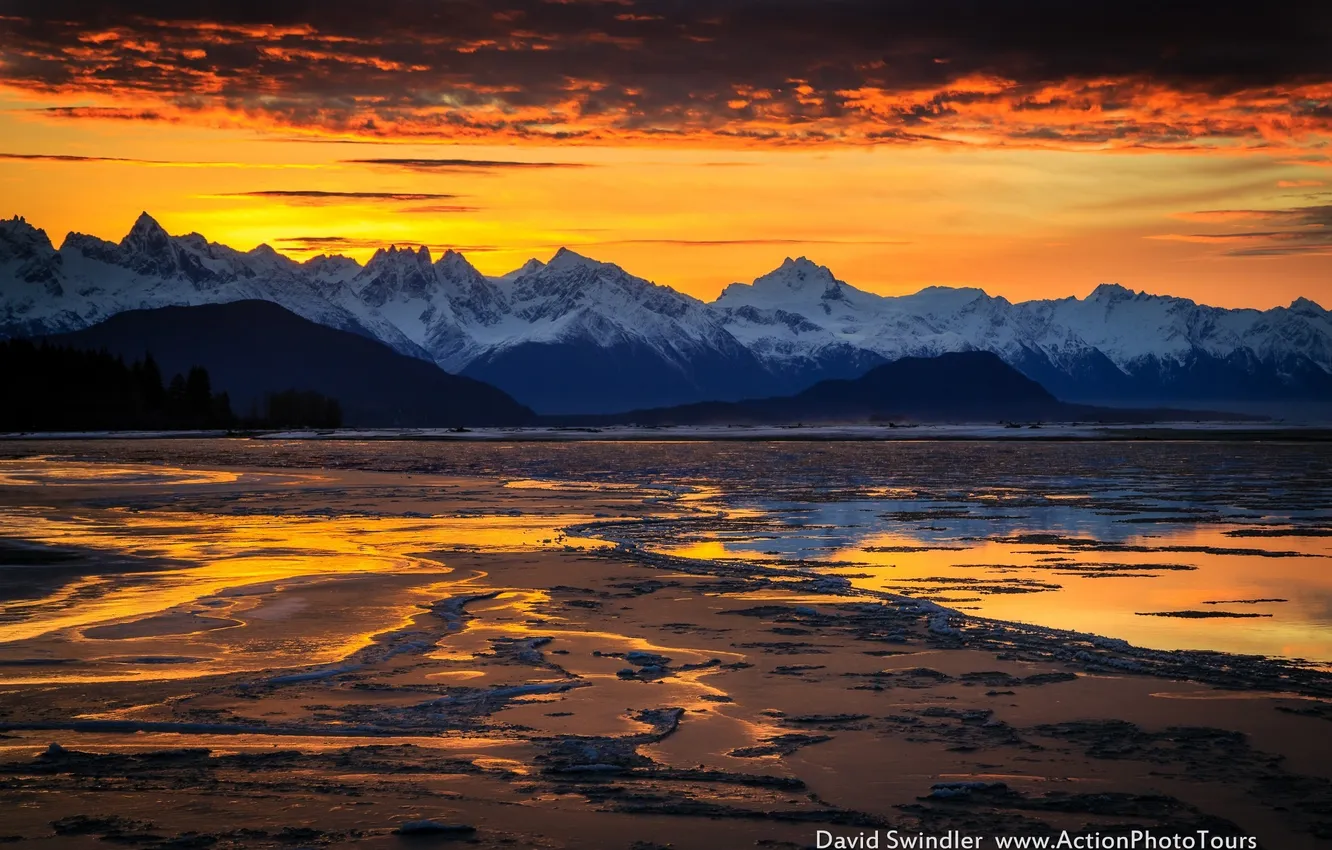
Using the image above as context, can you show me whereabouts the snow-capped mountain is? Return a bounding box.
[715,258,1332,404]
[3,213,1329,413]
[458,248,779,412]
[0,213,427,359]
[346,244,511,371]
[296,240,779,412]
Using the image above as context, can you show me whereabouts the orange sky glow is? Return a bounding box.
[1,2,1330,308]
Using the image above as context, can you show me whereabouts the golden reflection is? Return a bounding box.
[0,457,249,487]
[657,526,1332,661]
[0,454,614,685]
[0,508,601,644]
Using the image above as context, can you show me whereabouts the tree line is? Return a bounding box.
[0,340,341,432]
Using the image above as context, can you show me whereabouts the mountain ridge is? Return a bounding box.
[3,213,1329,414]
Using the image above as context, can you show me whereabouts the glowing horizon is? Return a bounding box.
[6,202,1327,313]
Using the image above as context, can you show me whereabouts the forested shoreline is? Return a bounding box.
[0,340,342,432]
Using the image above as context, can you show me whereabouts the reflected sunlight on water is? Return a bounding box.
[0,456,248,487]
[655,521,1332,661]
[2,440,1330,669]
[0,458,615,683]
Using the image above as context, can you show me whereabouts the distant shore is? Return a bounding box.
[2,422,1332,442]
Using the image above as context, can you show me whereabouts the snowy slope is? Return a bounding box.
[458,248,780,412]
[715,257,1332,402]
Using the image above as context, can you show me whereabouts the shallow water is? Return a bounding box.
[1,439,1330,663]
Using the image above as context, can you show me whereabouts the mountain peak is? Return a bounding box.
[302,253,361,279]
[1088,282,1136,302]
[123,211,167,241]
[435,248,486,283]
[548,246,601,269]
[119,211,172,253]
[369,244,433,267]
[117,212,181,276]
[1290,296,1328,315]
[915,284,988,298]
[753,256,842,297]
[781,255,818,269]
[436,248,466,266]
[0,214,57,262]
[0,214,51,244]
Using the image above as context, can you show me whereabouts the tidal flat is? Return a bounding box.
[0,439,1330,849]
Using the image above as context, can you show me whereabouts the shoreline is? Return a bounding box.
[1,422,1332,443]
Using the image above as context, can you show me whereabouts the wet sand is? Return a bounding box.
[1,453,1331,849]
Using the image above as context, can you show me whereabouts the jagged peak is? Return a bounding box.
[547,246,603,269]
[750,255,843,298]
[368,243,433,267]
[122,211,168,242]
[782,255,822,270]
[1087,282,1136,302]
[436,248,476,269]
[0,214,54,249]
[245,242,299,270]
[767,255,833,276]
[1290,296,1328,314]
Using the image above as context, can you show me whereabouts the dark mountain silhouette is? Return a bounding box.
[575,351,1257,425]
[44,301,535,427]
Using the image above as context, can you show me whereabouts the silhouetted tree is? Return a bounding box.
[185,366,212,424]
[0,341,240,432]
[139,352,165,410]
[261,389,342,429]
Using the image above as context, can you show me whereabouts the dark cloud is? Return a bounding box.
[2,2,1331,147]
[345,158,590,171]
[0,151,294,168]
[1161,204,1332,256]
[589,238,911,247]
[228,190,460,199]
[36,106,174,121]
[399,204,481,214]
[0,151,166,163]
[223,190,465,203]
[276,236,497,254]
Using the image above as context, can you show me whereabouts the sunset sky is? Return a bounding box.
[2,1,1330,308]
